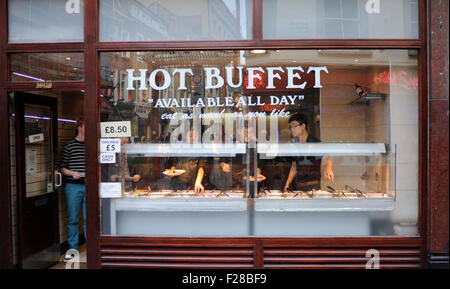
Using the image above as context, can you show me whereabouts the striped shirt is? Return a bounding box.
[60,139,85,184]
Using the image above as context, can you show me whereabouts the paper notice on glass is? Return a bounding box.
[100,138,121,153]
[100,152,116,164]
[100,182,122,198]
[29,133,44,143]
[26,148,37,175]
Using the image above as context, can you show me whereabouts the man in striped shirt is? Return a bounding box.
[60,118,86,260]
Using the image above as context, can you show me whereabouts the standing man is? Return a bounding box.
[283,113,334,192]
[60,118,86,260]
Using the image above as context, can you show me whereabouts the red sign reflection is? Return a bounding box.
[374,70,418,90]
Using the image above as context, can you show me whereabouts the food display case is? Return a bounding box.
[105,142,396,235]
[106,143,250,235]
[254,143,396,212]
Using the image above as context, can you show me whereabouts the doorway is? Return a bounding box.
[10,90,84,269]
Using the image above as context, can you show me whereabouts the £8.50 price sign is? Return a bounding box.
[100,121,132,138]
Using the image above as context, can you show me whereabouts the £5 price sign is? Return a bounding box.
[100,138,121,153]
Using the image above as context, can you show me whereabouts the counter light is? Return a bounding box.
[250,49,267,54]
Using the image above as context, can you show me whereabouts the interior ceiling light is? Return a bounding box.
[12,72,45,82]
[11,114,76,123]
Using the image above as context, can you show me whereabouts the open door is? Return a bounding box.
[15,92,60,269]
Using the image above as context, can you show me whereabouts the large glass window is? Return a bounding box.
[99,0,252,41]
[99,49,419,237]
[8,0,84,43]
[263,0,419,39]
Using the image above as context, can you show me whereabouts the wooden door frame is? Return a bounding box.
[0,0,12,269]
[14,92,59,268]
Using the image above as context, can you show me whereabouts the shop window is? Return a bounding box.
[8,0,84,43]
[99,49,418,237]
[10,53,84,82]
[263,0,419,39]
[99,0,252,42]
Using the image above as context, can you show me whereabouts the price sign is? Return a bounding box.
[100,138,121,153]
[100,121,131,138]
[100,152,116,164]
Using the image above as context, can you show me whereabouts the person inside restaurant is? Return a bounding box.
[163,129,207,193]
[110,137,141,189]
[209,123,266,193]
[283,113,334,192]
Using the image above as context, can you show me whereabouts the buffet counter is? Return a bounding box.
[254,190,394,212]
[107,189,394,235]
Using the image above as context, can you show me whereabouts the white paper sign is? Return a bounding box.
[100,138,121,153]
[100,152,116,164]
[29,133,44,143]
[26,148,37,175]
[100,121,131,138]
[100,182,122,198]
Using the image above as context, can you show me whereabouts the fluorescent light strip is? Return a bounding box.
[25,114,50,120]
[12,72,45,82]
[57,118,77,123]
[11,114,76,123]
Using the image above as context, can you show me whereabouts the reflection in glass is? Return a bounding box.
[10,53,84,82]
[99,49,418,237]
[99,0,252,41]
[8,0,84,43]
[263,0,419,39]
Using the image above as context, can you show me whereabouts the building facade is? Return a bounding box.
[0,0,448,269]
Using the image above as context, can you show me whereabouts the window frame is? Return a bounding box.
[0,0,430,269]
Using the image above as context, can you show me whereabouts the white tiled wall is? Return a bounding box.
[320,64,419,228]
[320,82,368,191]
[388,66,419,224]
[320,83,368,142]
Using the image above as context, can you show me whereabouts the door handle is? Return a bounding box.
[55,171,62,188]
